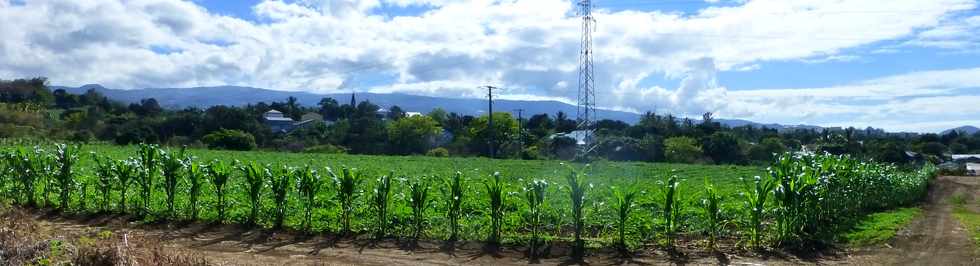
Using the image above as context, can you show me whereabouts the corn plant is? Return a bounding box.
[524,179,547,260]
[92,155,114,212]
[613,185,638,253]
[566,166,588,258]
[659,172,683,249]
[372,172,393,238]
[295,165,321,232]
[239,162,268,226]
[160,147,187,218]
[54,144,79,210]
[701,178,722,250]
[136,144,159,216]
[330,167,361,234]
[444,171,464,241]
[207,160,233,222]
[77,179,89,212]
[409,179,430,240]
[741,175,775,249]
[113,159,137,213]
[269,165,291,229]
[485,172,505,246]
[11,147,44,207]
[186,162,205,220]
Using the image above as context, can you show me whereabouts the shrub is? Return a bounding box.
[665,137,702,164]
[425,147,449,157]
[202,129,256,151]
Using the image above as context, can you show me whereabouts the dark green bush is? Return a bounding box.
[202,129,256,151]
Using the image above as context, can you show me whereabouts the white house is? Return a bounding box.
[967,163,980,176]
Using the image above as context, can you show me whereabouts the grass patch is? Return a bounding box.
[953,205,980,249]
[842,207,921,247]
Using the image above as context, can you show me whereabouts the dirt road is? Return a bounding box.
[848,176,979,265]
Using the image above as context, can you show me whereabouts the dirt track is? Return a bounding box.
[848,176,979,265]
[3,176,978,265]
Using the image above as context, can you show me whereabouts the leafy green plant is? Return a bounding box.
[92,154,114,212]
[207,160,233,222]
[296,165,321,232]
[372,172,393,238]
[136,143,159,216]
[485,172,505,246]
[409,179,430,240]
[160,147,187,218]
[613,184,638,252]
[566,165,588,258]
[112,159,137,213]
[701,177,723,250]
[186,162,205,220]
[239,161,268,226]
[445,171,464,241]
[269,165,291,229]
[660,172,683,249]
[742,175,775,249]
[524,179,547,259]
[54,144,78,210]
[330,167,361,234]
[11,147,45,207]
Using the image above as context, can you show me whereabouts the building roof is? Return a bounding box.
[406,112,423,117]
[264,117,294,122]
[265,109,283,114]
[953,154,980,160]
[967,163,980,170]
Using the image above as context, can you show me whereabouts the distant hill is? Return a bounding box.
[942,126,980,135]
[52,84,825,130]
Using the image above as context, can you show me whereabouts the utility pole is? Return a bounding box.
[514,108,525,152]
[576,0,598,158]
[481,85,502,158]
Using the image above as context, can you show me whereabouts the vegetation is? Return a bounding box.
[0,143,937,260]
[842,207,921,246]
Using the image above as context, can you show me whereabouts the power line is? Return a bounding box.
[481,85,503,158]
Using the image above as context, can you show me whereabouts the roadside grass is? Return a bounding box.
[950,194,980,249]
[841,207,921,247]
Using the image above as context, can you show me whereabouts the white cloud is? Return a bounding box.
[0,0,978,132]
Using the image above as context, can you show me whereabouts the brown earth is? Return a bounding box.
[2,176,977,265]
[847,176,979,265]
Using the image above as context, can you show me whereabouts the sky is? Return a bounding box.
[1,0,979,133]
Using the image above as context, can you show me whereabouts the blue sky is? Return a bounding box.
[1,0,979,132]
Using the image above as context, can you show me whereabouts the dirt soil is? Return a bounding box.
[2,176,978,265]
[847,175,980,265]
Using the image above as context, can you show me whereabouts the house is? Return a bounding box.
[263,110,324,133]
[405,112,423,118]
[263,110,296,133]
[967,163,980,176]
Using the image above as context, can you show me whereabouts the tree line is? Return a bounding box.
[2,77,979,165]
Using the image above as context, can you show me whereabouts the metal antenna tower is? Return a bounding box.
[576,0,597,155]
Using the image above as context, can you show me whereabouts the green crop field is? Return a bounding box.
[0,143,937,258]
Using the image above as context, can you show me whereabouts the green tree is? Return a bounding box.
[466,112,519,157]
[388,115,443,155]
[702,132,746,164]
[747,137,786,163]
[665,137,702,163]
[203,129,257,151]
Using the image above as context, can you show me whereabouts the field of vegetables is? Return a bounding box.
[0,143,937,259]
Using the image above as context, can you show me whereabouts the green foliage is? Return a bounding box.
[702,132,746,165]
[54,144,79,210]
[239,162,267,226]
[525,179,548,259]
[566,165,589,258]
[425,147,449,157]
[135,144,159,216]
[186,162,205,220]
[613,184,638,252]
[485,172,505,245]
[659,172,684,248]
[665,137,702,164]
[295,165,321,231]
[741,175,775,249]
[206,160,233,222]
[409,179,430,240]
[269,165,291,229]
[701,178,723,250]
[330,167,362,234]
[388,115,443,155]
[202,129,256,151]
[843,208,920,246]
[92,154,114,211]
[372,172,393,238]
[160,147,186,217]
[444,171,464,241]
[112,158,137,212]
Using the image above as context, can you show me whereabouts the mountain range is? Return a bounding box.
[51,84,970,134]
[941,126,980,135]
